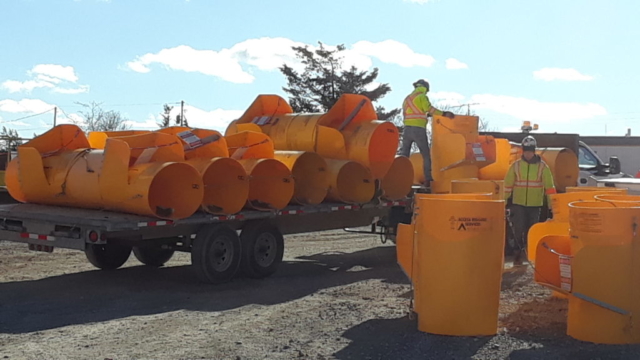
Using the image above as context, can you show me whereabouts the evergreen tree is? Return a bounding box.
[280,42,400,120]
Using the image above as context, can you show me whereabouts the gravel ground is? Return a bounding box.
[0,231,638,359]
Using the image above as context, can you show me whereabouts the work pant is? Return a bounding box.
[510,204,541,253]
[399,125,432,182]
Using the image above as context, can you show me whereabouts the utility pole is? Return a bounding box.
[53,107,57,128]
[180,100,184,126]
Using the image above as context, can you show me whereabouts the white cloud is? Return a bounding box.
[30,64,79,83]
[125,106,243,133]
[445,58,468,70]
[0,99,55,114]
[2,80,54,93]
[533,68,594,82]
[470,94,607,122]
[127,38,435,83]
[2,64,89,94]
[352,40,435,68]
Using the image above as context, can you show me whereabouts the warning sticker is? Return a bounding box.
[450,216,491,231]
[177,130,203,149]
[559,255,572,292]
[471,143,486,162]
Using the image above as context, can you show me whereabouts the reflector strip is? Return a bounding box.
[20,233,55,241]
[137,221,174,227]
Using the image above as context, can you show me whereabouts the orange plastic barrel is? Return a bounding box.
[274,151,329,205]
[187,157,249,215]
[225,131,275,160]
[594,194,640,205]
[239,159,294,211]
[414,195,505,335]
[567,201,640,344]
[478,139,511,180]
[451,179,504,200]
[324,159,375,204]
[341,120,399,179]
[381,156,414,201]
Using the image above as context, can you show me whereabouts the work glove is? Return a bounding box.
[442,111,455,119]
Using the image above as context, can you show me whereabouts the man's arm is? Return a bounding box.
[504,163,516,201]
[420,94,443,117]
[542,165,557,205]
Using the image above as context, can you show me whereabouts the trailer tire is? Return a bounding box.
[191,225,241,284]
[240,222,284,279]
[85,243,132,270]
[133,246,175,267]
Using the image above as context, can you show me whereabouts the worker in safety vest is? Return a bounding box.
[504,135,557,265]
[399,79,455,186]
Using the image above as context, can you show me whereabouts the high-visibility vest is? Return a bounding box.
[402,89,441,128]
[504,158,557,207]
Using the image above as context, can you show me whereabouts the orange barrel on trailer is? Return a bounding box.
[451,179,504,200]
[409,153,426,185]
[567,201,640,344]
[408,193,497,314]
[87,130,151,149]
[7,125,204,220]
[380,156,414,201]
[340,120,399,179]
[413,195,505,335]
[187,157,249,215]
[274,151,330,205]
[239,158,294,211]
[225,131,275,160]
[324,159,375,204]
[478,138,511,180]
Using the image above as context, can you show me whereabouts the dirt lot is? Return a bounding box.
[0,231,638,360]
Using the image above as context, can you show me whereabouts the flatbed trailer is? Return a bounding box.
[0,198,412,283]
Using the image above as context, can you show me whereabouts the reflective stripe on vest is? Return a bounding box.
[514,160,546,187]
[403,93,427,127]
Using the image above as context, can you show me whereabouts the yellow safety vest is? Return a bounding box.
[504,158,557,207]
[402,87,441,128]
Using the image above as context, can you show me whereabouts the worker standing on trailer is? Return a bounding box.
[504,135,557,265]
[399,79,455,187]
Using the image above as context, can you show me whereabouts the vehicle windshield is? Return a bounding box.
[578,146,599,167]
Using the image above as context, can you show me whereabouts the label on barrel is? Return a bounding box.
[576,212,603,233]
[450,216,491,231]
[559,255,572,292]
[177,130,203,149]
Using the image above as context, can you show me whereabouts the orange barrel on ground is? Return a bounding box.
[324,159,375,204]
[239,159,294,211]
[380,156,414,201]
[594,194,640,205]
[451,179,504,200]
[396,222,415,279]
[567,201,640,344]
[527,221,570,263]
[565,186,628,193]
[274,151,330,205]
[533,234,572,292]
[186,157,249,215]
[413,195,505,335]
[407,193,495,288]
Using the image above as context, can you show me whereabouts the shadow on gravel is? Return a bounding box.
[0,245,407,334]
[334,316,491,360]
[503,297,640,359]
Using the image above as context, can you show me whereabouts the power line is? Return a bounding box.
[1,108,55,123]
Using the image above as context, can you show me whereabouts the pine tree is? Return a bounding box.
[280,42,400,120]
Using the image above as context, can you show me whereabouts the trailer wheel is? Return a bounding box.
[240,222,284,279]
[85,243,132,270]
[133,246,175,267]
[191,225,241,284]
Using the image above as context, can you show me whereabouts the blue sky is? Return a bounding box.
[1,0,639,138]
